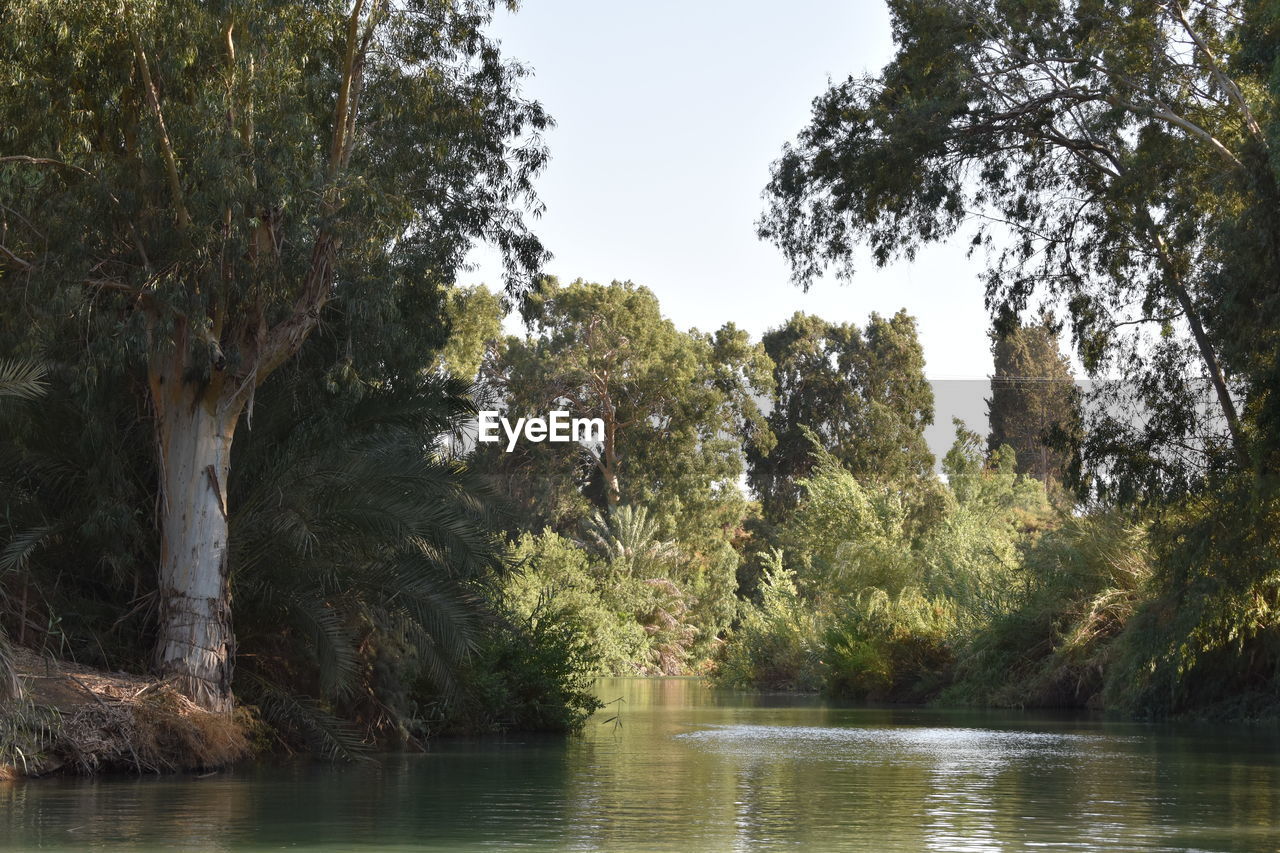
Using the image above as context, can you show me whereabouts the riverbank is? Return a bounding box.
[0,650,250,779]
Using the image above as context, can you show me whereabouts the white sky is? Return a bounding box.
[462,0,996,381]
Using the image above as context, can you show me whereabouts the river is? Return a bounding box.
[3,677,1278,851]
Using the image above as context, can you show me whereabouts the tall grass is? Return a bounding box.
[946,514,1151,708]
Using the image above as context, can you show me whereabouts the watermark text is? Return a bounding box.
[477,410,605,452]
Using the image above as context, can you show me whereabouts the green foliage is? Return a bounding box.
[476,278,765,667]
[748,311,934,526]
[948,515,1151,709]
[506,517,719,677]
[481,277,771,538]
[759,0,1263,496]
[0,359,48,699]
[1104,493,1280,719]
[747,0,1280,720]
[505,530,649,674]
[0,0,554,710]
[583,505,677,579]
[722,426,1053,700]
[0,361,47,402]
[0,355,158,672]
[824,588,956,702]
[927,425,1055,630]
[228,367,509,748]
[440,286,506,382]
[987,316,1081,493]
[0,0,551,335]
[783,447,917,599]
[717,555,823,692]
[430,615,604,735]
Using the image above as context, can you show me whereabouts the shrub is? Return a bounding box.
[824,588,956,701]
[433,614,604,734]
[716,555,823,691]
[948,514,1150,708]
[1104,494,1280,719]
[505,530,650,674]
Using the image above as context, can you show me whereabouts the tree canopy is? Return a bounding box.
[482,277,774,540]
[759,0,1276,497]
[987,315,1080,489]
[0,0,552,710]
[747,310,934,526]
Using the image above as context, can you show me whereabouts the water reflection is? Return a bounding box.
[2,677,1278,851]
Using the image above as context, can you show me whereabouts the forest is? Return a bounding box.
[1,0,1279,776]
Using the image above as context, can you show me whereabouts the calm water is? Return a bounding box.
[3,678,1279,851]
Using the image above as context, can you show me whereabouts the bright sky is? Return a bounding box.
[462,0,995,382]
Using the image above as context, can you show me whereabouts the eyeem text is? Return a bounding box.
[477,410,605,452]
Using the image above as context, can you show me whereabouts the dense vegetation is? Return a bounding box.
[2,0,1280,773]
[751,0,1280,718]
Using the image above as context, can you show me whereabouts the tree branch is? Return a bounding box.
[1168,0,1265,145]
[242,0,379,402]
[129,21,191,230]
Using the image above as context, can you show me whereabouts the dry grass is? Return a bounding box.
[0,649,251,777]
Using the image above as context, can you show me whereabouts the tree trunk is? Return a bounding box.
[1171,282,1247,463]
[151,360,243,713]
[601,410,621,508]
[1144,223,1248,466]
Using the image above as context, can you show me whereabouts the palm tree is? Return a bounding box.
[582,505,696,674]
[0,359,46,700]
[583,505,677,578]
[228,370,509,757]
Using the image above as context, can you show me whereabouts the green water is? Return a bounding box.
[3,678,1279,851]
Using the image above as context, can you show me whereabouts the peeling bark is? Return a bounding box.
[150,352,243,713]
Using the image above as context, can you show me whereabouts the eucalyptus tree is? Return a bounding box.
[747,310,934,525]
[486,278,774,532]
[0,0,549,710]
[760,0,1274,496]
[440,285,506,382]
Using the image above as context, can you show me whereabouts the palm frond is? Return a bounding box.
[0,630,22,701]
[0,522,59,576]
[0,360,46,402]
[237,671,370,762]
[229,365,508,740]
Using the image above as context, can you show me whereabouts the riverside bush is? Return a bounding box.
[716,556,824,691]
[946,515,1151,708]
[719,429,1054,700]
[824,588,957,701]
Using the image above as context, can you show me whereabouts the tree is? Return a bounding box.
[0,0,549,710]
[987,315,1080,487]
[747,310,934,525]
[759,0,1272,495]
[0,358,46,700]
[229,367,507,755]
[440,285,506,382]
[483,278,773,533]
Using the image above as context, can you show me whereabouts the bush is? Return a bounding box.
[947,514,1150,708]
[431,615,604,734]
[719,429,1053,701]
[505,530,651,674]
[715,555,823,691]
[1103,494,1280,719]
[824,588,956,701]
